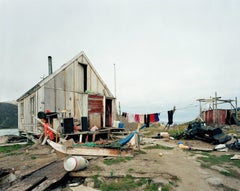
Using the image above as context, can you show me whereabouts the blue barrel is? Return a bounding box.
[118,122,124,128]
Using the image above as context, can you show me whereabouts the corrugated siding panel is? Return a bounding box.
[217,110,227,124]
[204,109,227,124]
[205,110,213,124]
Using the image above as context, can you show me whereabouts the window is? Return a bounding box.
[30,96,35,123]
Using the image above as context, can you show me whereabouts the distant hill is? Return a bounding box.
[0,102,18,129]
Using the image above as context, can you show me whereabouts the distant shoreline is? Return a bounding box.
[0,127,18,129]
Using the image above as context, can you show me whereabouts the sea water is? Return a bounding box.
[0,129,19,136]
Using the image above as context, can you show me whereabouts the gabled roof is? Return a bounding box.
[17,51,114,102]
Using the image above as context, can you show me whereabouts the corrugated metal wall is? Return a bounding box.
[204,109,227,125]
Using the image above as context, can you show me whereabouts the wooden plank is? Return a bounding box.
[5,160,67,191]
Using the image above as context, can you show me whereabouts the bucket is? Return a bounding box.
[118,122,124,128]
[63,156,89,172]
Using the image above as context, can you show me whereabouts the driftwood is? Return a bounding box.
[4,160,67,191]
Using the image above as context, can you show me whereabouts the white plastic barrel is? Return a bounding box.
[63,156,89,172]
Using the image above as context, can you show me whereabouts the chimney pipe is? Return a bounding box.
[48,56,53,75]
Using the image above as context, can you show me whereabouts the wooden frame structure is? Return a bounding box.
[197,92,238,125]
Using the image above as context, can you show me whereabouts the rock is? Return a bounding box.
[83,177,95,188]
[211,165,230,174]
[152,177,169,186]
[206,177,223,187]
[231,154,240,160]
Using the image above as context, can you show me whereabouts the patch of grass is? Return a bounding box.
[100,174,149,191]
[198,154,240,179]
[198,154,230,166]
[103,157,132,166]
[220,170,231,176]
[144,183,158,191]
[0,144,24,153]
[127,168,134,172]
[91,174,102,188]
[0,142,33,157]
[143,144,173,150]
[30,155,37,160]
[92,165,102,171]
[162,185,170,191]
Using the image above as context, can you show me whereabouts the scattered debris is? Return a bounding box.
[3,160,67,191]
[64,156,89,172]
[152,132,170,139]
[226,137,240,150]
[0,135,28,146]
[177,141,213,151]
[181,122,232,144]
[230,154,240,160]
[0,168,16,185]
[214,144,229,152]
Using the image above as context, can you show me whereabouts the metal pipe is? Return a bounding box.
[48,56,53,75]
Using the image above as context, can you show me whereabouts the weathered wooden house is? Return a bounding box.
[17,51,117,135]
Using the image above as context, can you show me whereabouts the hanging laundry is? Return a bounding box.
[122,112,127,117]
[144,114,150,127]
[134,114,140,123]
[139,114,145,124]
[149,113,155,123]
[128,113,135,123]
[167,110,174,125]
[154,113,160,122]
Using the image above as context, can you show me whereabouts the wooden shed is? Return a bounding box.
[197,93,238,126]
[17,51,116,135]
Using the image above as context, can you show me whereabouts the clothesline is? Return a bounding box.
[122,112,160,124]
[121,103,198,125]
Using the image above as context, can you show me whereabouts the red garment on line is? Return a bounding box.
[149,114,155,123]
[134,114,140,123]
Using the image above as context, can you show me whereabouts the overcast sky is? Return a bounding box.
[1,0,240,122]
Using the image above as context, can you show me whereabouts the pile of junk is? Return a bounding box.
[176,121,240,150]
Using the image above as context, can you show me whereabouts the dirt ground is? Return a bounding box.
[0,126,240,191]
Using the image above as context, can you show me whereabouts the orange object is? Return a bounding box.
[43,123,54,140]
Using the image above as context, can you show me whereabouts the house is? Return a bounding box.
[17,51,117,135]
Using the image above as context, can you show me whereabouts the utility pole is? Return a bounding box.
[114,63,116,98]
[113,63,118,117]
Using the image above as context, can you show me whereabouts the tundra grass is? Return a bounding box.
[103,157,132,165]
[99,174,158,191]
[197,153,240,179]
[143,144,173,150]
[0,142,33,156]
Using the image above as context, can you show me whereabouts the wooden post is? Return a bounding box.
[215,92,218,125]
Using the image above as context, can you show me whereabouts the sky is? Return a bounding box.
[1,0,240,123]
